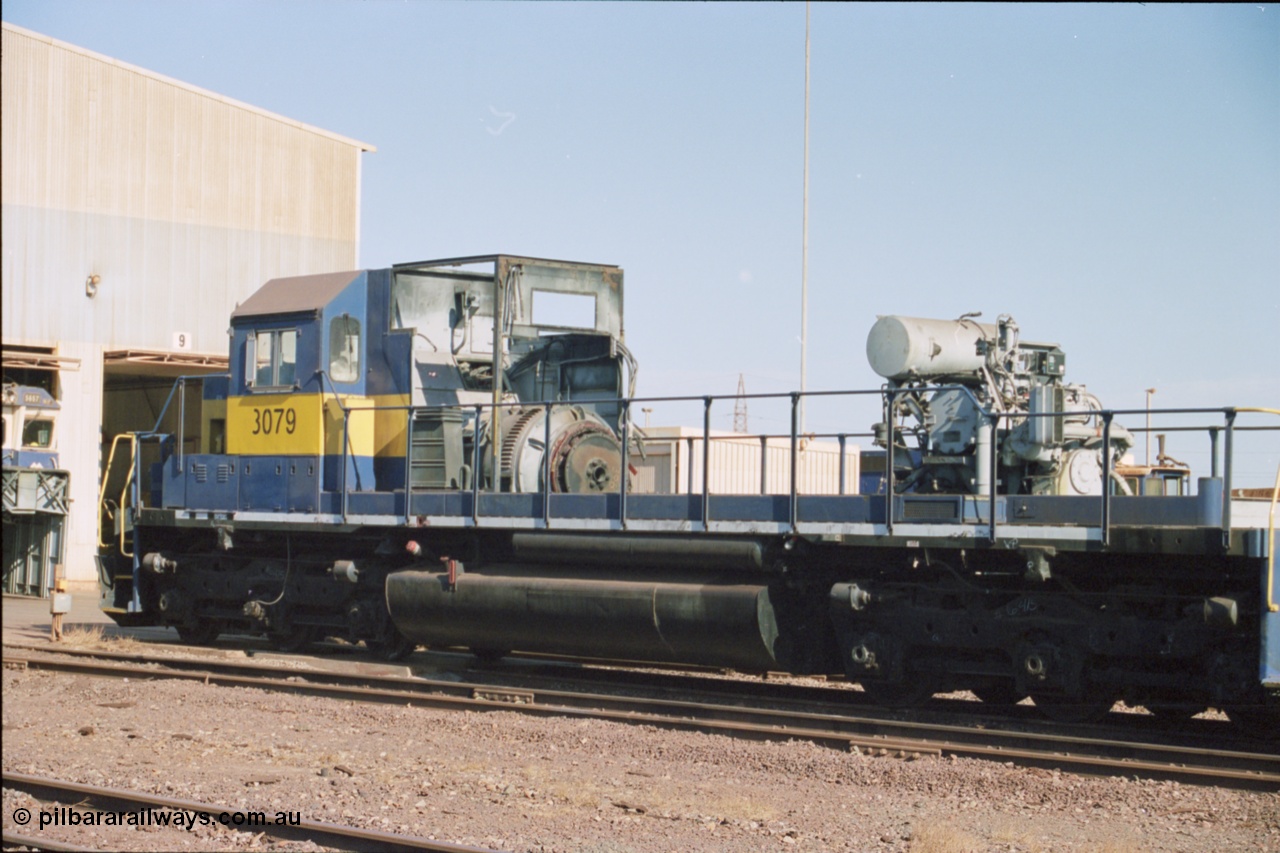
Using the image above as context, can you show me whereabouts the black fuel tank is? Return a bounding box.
[386,565,782,671]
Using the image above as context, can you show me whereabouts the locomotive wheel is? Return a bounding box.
[175,620,222,646]
[972,682,1026,707]
[1030,689,1116,724]
[1225,704,1279,740]
[268,626,322,653]
[859,678,935,709]
[472,648,511,665]
[365,633,416,662]
[1144,702,1207,723]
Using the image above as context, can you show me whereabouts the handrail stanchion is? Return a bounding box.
[542,401,553,528]
[119,435,137,556]
[1101,412,1113,548]
[1208,426,1220,479]
[884,388,895,536]
[702,396,712,529]
[619,400,630,529]
[1269,462,1280,613]
[759,434,769,496]
[837,433,847,496]
[789,393,800,533]
[1231,407,1280,611]
[178,377,186,468]
[147,378,184,435]
[404,405,415,525]
[341,409,351,522]
[128,435,143,611]
[472,405,483,525]
[686,437,695,495]
[1223,409,1236,547]
[988,411,999,544]
[97,434,128,550]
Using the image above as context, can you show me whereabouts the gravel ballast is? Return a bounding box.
[3,666,1278,852]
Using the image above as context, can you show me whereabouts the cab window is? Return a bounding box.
[328,316,361,383]
[247,329,298,389]
[23,417,53,448]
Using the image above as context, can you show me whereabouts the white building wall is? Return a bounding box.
[1,23,374,589]
[2,23,372,354]
[55,342,106,578]
[631,427,860,496]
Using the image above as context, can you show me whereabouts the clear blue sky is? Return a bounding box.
[5,2,1278,485]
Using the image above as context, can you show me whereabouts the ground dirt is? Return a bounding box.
[3,658,1278,853]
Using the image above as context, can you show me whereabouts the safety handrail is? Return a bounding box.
[96,370,200,552]
[1265,460,1279,614]
[315,370,369,522]
[1234,408,1280,613]
[147,375,1274,548]
[96,433,135,553]
[348,390,1278,536]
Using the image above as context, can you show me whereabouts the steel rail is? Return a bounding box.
[1,639,1245,739]
[1,771,496,853]
[6,650,1277,790]
[19,637,1277,774]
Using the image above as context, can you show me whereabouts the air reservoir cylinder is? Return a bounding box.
[866,315,996,380]
[386,565,783,671]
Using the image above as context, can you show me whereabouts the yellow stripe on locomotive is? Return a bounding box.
[226,392,404,461]
[226,392,325,456]
[371,393,412,460]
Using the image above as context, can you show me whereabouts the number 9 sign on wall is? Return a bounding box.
[173,331,193,351]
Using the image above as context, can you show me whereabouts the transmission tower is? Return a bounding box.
[733,373,749,434]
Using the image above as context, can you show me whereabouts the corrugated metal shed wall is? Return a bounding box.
[630,428,860,496]
[1,23,373,590]
[1,23,372,353]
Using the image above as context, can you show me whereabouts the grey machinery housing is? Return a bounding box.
[866,313,1134,497]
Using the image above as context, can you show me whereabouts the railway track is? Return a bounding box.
[5,645,1278,791]
[13,629,1248,736]
[1,771,496,853]
[91,630,1267,733]
[50,630,1270,745]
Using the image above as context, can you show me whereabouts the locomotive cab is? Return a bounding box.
[117,256,638,651]
[2,382,60,470]
[223,268,372,502]
[153,255,635,516]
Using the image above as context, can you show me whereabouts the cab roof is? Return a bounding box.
[230,270,362,321]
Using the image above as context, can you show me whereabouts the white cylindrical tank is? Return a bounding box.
[866,315,996,380]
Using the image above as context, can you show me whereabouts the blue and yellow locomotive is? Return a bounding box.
[3,381,69,596]
[99,254,1278,729]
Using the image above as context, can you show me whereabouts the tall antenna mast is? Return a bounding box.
[733,373,749,434]
[800,0,811,433]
